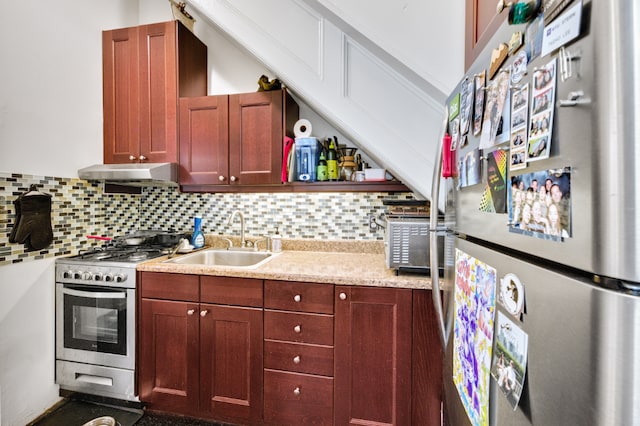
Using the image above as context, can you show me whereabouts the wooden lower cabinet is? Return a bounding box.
[334,286,413,426]
[264,369,333,425]
[138,273,263,423]
[139,274,442,425]
[263,280,335,425]
[199,304,263,423]
[139,298,199,414]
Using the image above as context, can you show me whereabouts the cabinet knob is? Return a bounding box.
[200,309,209,317]
[230,176,237,182]
[339,292,347,300]
[293,325,301,333]
[187,309,195,316]
[129,155,137,161]
[293,355,301,364]
[293,387,301,396]
[139,155,147,161]
[293,294,301,303]
[218,175,225,182]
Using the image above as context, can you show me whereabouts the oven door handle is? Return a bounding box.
[62,287,127,299]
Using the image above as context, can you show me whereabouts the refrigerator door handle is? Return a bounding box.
[430,105,451,348]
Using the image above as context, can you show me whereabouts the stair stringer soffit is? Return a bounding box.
[189,0,446,199]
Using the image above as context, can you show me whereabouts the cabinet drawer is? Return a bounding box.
[264,369,333,426]
[265,280,334,314]
[140,272,199,301]
[200,276,262,307]
[264,340,333,377]
[264,311,333,345]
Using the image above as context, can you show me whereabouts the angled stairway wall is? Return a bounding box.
[188,0,464,200]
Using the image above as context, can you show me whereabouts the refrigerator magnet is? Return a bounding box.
[499,273,525,318]
[489,43,509,80]
[460,78,475,136]
[472,70,487,136]
[491,311,529,410]
[511,51,528,84]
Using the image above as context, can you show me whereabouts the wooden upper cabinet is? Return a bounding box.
[465,0,507,70]
[179,95,229,185]
[102,20,207,164]
[229,91,284,186]
[102,26,139,164]
[179,89,299,188]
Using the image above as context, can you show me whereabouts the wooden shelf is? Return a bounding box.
[180,180,410,193]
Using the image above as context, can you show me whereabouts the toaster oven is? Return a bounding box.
[384,215,443,273]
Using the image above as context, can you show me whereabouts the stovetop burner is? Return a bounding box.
[69,245,168,264]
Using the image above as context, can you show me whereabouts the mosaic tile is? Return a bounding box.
[0,173,415,266]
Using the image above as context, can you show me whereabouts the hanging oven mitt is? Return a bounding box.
[8,193,23,243]
[12,191,54,250]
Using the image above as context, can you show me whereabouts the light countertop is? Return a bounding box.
[137,237,432,290]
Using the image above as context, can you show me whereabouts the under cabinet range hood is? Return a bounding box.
[78,163,178,185]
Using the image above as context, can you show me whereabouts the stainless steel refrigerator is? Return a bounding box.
[429,1,640,424]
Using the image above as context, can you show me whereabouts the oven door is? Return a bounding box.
[56,283,135,370]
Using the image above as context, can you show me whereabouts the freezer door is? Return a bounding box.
[443,238,640,425]
[451,0,640,285]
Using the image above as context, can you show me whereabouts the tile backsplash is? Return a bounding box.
[1,172,415,266]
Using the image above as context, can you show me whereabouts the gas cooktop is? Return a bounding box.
[65,246,169,264]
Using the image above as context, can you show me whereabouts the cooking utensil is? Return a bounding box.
[122,236,147,246]
[153,232,191,247]
[82,416,116,426]
[86,235,112,241]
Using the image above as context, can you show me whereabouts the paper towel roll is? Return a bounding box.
[293,119,312,138]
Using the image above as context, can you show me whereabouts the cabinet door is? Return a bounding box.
[334,286,412,426]
[139,298,199,415]
[465,0,506,70]
[179,96,229,185]
[199,304,263,423]
[102,26,140,164]
[138,21,179,163]
[228,90,283,185]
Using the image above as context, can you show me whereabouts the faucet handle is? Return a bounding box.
[221,237,233,249]
[253,236,271,252]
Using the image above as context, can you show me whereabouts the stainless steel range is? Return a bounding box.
[55,237,171,402]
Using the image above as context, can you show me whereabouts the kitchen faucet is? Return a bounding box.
[227,210,246,247]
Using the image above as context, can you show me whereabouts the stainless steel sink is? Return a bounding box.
[164,249,278,268]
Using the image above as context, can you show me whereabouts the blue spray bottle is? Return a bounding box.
[191,216,205,249]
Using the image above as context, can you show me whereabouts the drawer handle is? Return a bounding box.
[293,355,301,364]
[187,309,195,316]
[293,325,301,333]
[293,387,301,396]
[339,292,347,300]
[293,294,301,303]
[200,309,209,317]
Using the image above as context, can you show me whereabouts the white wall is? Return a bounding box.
[0,1,139,179]
[0,1,137,425]
[316,0,465,94]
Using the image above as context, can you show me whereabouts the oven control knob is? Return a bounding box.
[114,274,127,283]
[82,272,93,280]
[104,274,114,282]
[92,273,103,281]
[63,270,74,279]
[73,271,83,280]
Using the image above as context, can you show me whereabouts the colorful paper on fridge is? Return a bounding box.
[453,249,497,426]
[479,149,508,213]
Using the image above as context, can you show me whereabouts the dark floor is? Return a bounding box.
[136,411,228,426]
[30,399,228,426]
